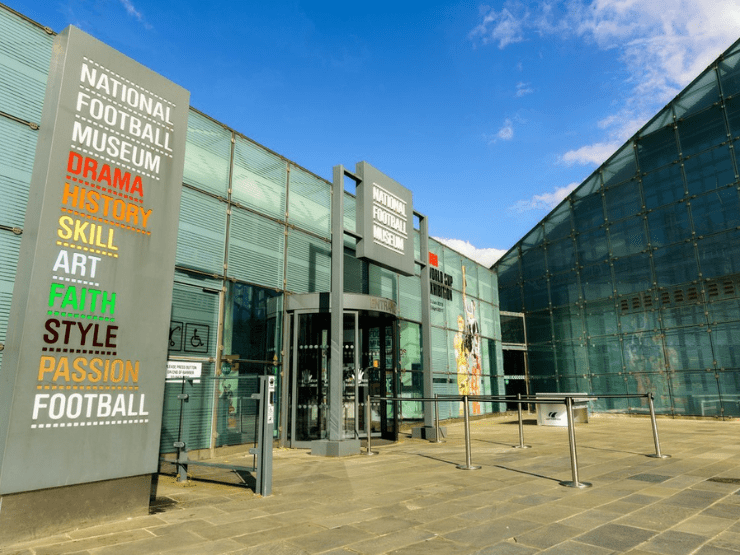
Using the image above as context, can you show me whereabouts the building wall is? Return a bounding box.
[0,5,503,453]
[495,38,740,418]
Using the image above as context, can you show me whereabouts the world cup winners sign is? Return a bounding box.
[0,26,189,494]
[355,162,415,277]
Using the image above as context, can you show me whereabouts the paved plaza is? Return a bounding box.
[5,414,740,554]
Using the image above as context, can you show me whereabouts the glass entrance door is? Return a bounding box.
[287,310,397,448]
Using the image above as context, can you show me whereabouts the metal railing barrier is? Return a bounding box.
[370,392,669,487]
[160,374,274,496]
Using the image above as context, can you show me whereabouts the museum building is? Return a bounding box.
[2,1,740,542]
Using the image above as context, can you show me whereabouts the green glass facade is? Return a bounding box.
[495,38,740,418]
[0,5,503,455]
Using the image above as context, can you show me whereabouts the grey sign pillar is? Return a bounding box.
[411,213,443,440]
[310,166,361,456]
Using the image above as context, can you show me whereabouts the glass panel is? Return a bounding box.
[602,144,638,189]
[182,110,231,196]
[590,374,628,411]
[584,299,618,336]
[293,313,330,442]
[464,263,479,299]
[719,49,740,98]
[652,242,698,287]
[574,174,601,199]
[522,225,544,248]
[622,332,664,373]
[288,166,331,238]
[608,216,647,257]
[231,136,287,220]
[637,126,679,173]
[674,70,720,119]
[479,301,496,339]
[443,248,462,294]
[670,372,720,416]
[551,305,582,341]
[523,278,549,311]
[528,345,556,378]
[554,341,587,376]
[690,187,740,236]
[724,96,740,138]
[223,282,281,362]
[521,246,546,281]
[526,309,552,344]
[587,336,622,374]
[708,298,740,324]
[613,253,652,295]
[642,163,686,209]
[543,202,572,240]
[684,145,736,195]
[718,371,740,416]
[664,327,713,370]
[580,262,613,301]
[619,305,659,333]
[577,228,609,264]
[626,373,671,414]
[495,251,521,287]
[678,105,726,156]
[546,236,576,274]
[697,229,740,279]
[500,313,525,343]
[660,304,706,328]
[712,322,740,369]
[572,194,605,232]
[605,180,642,221]
[344,249,368,294]
[647,202,691,247]
[549,271,579,307]
[498,285,522,313]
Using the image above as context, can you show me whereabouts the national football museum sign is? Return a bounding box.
[355,162,415,276]
[0,26,189,494]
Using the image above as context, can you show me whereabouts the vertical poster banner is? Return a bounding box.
[0,26,189,494]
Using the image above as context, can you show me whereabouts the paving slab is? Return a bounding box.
[4,415,740,554]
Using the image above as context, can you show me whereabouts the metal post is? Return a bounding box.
[457,396,481,470]
[560,397,591,488]
[513,393,530,449]
[364,392,377,456]
[433,394,443,443]
[647,393,670,459]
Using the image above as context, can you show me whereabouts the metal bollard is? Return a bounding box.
[647,393,670,459]
[457,395,481,470]
[513,393,531,449]
[560,397,591,488]
[365,394,377,456]
[433,394,444,443]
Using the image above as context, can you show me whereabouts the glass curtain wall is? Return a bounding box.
[494,38,740,419]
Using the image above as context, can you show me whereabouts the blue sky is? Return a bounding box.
[9,0,740,266]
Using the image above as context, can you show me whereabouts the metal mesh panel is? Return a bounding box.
[182,110,231,196]
[232,136,286,220]
[0,117,36,227]
[0,7,52,123]
[285,230,330,293]
[175,187,227,274]
[227,207,284,289]
[287,166,330,238]
[398,270,421,322]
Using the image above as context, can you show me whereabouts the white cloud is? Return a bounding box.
[471,0,740,166]
[509,181,579,212]
[515,82,534,97]
[497,118,514,140]
[433,238,507,267]
[120,0,151,28]
[560,142,621,166]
